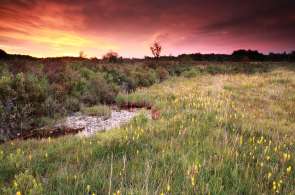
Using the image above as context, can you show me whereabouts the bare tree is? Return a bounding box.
[150,42,162,59]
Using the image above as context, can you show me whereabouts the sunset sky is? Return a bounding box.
[0,0,294,58]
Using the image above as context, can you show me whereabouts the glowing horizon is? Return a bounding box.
[0,0,294,58]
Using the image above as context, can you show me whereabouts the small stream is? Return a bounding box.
[55,109,146,137]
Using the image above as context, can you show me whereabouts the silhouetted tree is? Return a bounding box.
[103,51,122,63]
[232,49,264,61]
[150,42,162,59]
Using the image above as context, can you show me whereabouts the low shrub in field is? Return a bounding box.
[82,74,119,104]
[167,64,190,76]
[156,67,169,81]
[205,64,226,74]
[230,62,271,74]
[57,65,119,104]
[1,170,43,194]
[181,68,200,78]
[130,69,158,87]
[115,93,152,108]
[81,105,111,119]
[64,96,80,112]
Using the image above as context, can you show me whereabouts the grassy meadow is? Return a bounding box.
[1,62,295,194]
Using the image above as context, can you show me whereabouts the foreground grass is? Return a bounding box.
[1,65,295,194]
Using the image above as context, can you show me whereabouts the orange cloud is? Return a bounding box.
[0,0,294,57]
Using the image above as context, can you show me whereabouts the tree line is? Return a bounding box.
[1,47,295,62]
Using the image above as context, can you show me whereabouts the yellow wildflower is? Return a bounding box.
[283,153,290,161]
[16,192,21,195]
[267,172,272,179]
[287,166,292,173]
[87,185,91,192]
[191,176,195,186]
[115,190,121,195]
[167,184,171,192]
[13,181,18,188]
[272,181,276,191]
[239,136,243,145]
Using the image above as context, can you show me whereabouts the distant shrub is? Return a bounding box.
[181,68,200,78]
[115,93,152,108]
[168,64,190,76]
[65,96,80,112]
[104,69,128,86]
[229,63,270,74]
[81,105,111,119]
[122,77,137,92]
[102,51,122,63]
[206,65,226,74]
[42,96,66,118]
[179,55,194,63]
[134,69,158,87]
[147,69,158,84]
[156,67,169,81]
[79,67,96,79]
[55,67,120,105]
[83,74,118,104]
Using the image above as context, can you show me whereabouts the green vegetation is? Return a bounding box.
[1,62,295,194]
[81,105,111,119]
[115,93,152,108]
[181,68,201,78]
[0,60,169,141]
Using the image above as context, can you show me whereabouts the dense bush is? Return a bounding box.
[181,68,201,78]
[0,64,117,140]
[205,65,226,74]
[115,93,152,108]
[156,67,169,81]
[168,64,190,76]
[0,72,49,140]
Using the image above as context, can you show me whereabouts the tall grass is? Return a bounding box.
[1,65,295,194]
